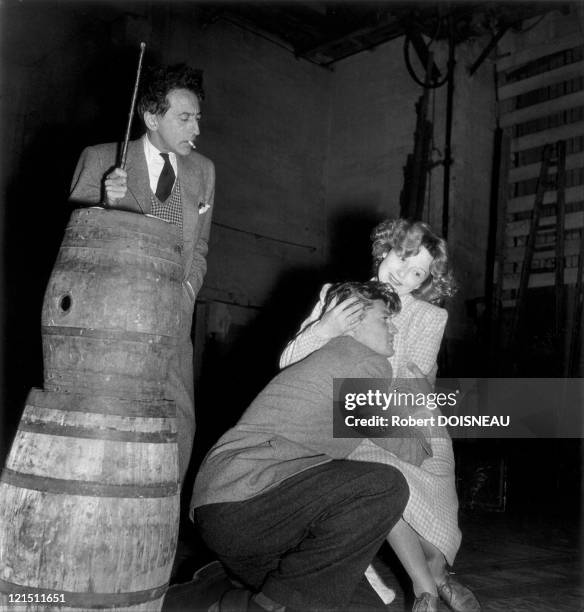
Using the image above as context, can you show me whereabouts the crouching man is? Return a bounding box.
[190,281,416,611]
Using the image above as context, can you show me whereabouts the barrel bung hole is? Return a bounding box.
[59,294,72,313]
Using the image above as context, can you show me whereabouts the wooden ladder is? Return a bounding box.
[508,140,569,362]
[566,205,584,376]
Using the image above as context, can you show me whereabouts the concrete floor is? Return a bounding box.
[164,511,582,611]
[375,512,582,612]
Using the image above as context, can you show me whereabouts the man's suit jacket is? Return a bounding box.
[69,138,215,336]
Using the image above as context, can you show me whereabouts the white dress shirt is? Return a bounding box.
[143,135,177,194]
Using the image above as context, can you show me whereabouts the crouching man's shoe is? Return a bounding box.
[437,574,481,612]
[209,588,252,611]
[209,588,285,612]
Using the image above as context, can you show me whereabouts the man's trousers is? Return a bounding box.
[195,460,409,611]
[169,338,195,483]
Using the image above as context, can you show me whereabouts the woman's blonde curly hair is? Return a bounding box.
[371,219,457,304]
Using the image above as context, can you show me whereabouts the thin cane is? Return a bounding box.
[119,42,146,170]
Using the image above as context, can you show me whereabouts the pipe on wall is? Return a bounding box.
[442,15,456,240]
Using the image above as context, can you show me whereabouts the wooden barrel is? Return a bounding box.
[42,207,183,399]
[0,388,179,611]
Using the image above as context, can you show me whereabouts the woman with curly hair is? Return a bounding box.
[280,219,480,612]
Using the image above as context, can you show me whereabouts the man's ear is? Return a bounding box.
[144,111,158,131]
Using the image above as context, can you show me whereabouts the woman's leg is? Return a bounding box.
[387,519,437,597]
[419,536,481,612]
[419,537,448,585]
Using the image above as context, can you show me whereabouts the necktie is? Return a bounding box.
[156,153,175,202]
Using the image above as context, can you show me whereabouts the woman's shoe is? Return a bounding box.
[437,574,481,612]
[412,592,439,612]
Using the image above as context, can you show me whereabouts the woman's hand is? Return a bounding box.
[314,296,366,340]
[403,362,444,420]
[405,362,433,393]
[390,364,434,417]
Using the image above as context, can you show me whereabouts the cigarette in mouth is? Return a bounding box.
[188,140,196,149]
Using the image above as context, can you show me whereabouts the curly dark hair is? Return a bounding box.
[322,280,401,317]
[371,218,457,304]
[138,63,205,118]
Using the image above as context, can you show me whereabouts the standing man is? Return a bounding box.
[70,64,215,482]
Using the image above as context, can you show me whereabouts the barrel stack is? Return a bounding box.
[0,207,184,611]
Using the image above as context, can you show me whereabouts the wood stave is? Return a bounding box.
[0,387,179,609]
[41,208,184,398]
